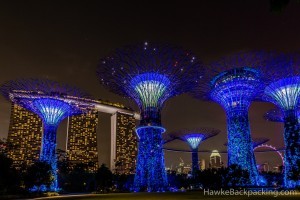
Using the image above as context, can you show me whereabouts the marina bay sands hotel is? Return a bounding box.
[7,99,140,173]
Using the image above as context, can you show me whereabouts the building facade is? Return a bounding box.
[67,110,99,172]
[7,103,42,168]
[209,150,222,169]
[111,112,137,174]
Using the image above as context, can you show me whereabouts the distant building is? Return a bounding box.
[209,150,222,169]
[7,103,42,168]
[258,162,270,173]
[67,110,99,172]
[111,112,137,174]
[199,159,206,170]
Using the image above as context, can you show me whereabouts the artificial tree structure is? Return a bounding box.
[97,42,202,192]
[261,54,300,188]
[193,52,270,185]
[1,79,92,191]
[169,128,220,175]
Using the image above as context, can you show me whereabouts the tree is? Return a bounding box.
[65,163,93,192]
[0,153,20,194]
[95,164,113,192]
[23,161,53,192]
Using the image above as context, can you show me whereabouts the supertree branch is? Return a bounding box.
[264,108,300,123]
[97,42,203,192]
[97,42,203,126]
[0,79,92,192]
[168,128,219,175]
[260,53,300,188]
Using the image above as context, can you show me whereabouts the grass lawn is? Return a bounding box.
[42,191,300,200]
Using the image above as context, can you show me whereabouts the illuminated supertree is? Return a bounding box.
[1,79,92,191]
[97,42,202,192]
[261,53,300,188]
[169,128,220,175]
[192,51,270,185]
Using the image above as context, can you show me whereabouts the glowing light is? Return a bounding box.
[264,77,300,110]
[131,73,170,108]
[34,99,71,124]
[185,135,203,149]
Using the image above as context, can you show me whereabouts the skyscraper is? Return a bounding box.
[7,103,42,168]
[210,150,222,169]
[67,110,99,172]
[111,112,137,174]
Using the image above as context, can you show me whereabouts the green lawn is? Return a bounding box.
[43,191,300,200]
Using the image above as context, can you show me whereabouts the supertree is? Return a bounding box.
[1,79,92,191]
[192,51,271,185]
[260,53,300,188]
[169,128,220,175]
[97,42,202,192]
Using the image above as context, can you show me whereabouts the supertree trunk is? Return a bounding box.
[283,109,300,188]
[133,126,168,192]
[40,124,58,191]
[192,149,199,175]
[226,109,259,185]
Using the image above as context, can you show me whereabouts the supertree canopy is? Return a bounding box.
[261,53,300,188]
[169,128,219,175]
[192,51,271,185]
[1,79,92,191]
[97,42,202,192]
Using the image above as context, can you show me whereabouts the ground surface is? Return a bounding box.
[37,191,300,200]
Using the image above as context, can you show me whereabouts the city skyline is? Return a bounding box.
[0,0,297,171]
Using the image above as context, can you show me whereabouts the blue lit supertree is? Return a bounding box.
[192,51,270,185]
[169,128,219,175]
[97,42,202,192]
[260,53,300,188]
[1,79,92,191]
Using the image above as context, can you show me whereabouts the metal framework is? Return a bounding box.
[192,51,272,185]
[1,79,92,191]
[260,53,300,188]
[97,42,202,192]
[224,137,269,148]
[168,128,219,176]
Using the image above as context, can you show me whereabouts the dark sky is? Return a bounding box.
[0,0,299,168]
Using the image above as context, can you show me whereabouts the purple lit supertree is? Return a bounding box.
[169,128,219,175]
[1,79,92,191]
[260,53,300,188]
[97,42,202,192]
[192,51,271,185]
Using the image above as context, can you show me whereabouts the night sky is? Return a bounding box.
[1,0,300,169]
